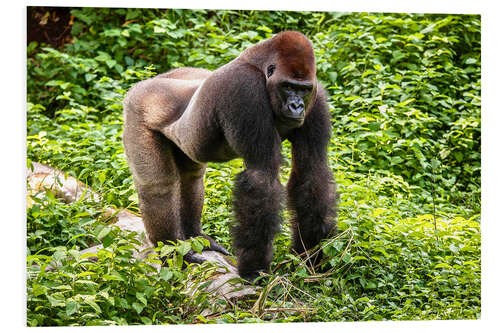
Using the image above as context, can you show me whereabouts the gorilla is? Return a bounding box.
[123,31,337,281]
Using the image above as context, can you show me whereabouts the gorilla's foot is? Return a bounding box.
[239,269,269,284]
[160,250,207,269]
[198,233,231,256]
[179,250,206,269]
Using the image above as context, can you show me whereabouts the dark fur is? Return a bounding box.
[287,86,337,265]
[123,31,337,280]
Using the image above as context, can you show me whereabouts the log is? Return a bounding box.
[27,162,255,300]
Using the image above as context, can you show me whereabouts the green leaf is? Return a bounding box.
[177,241,191,257]
[435,262,452,269]
[391,50,405,63]
[191,239,204,253]
[160,245,175,257]
[397,98,415,107]
[153,26,166,33]
[431,158,440,170]
[449,244,459,253]
[97,227,111,240]
[105,59,117,68]
[136,292,147,306]
[132,302,144,314]
[420,23,435,34]
[102,272,124,281]
[47,295,65,307]
[328,71,338,83]
[66,300,79,316]
[390,156,404,165]
[84,298,102,313]
[160,267,173,281]
[85,73,97,82]
[116,297,129,309]
[342,253,352,263]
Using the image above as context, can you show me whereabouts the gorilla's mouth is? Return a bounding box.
[284,111,304,120]
[279,111,304,127]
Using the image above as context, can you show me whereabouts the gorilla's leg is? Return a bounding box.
[172,146,230,256]
[126,131,184,246]
[287,94,337,267]
[232,168,282,281]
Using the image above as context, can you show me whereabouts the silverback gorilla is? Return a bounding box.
[123,31,337,281]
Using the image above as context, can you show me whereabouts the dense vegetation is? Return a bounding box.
[26,8,481,325]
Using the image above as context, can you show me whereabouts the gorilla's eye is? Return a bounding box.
[267,64,276,78]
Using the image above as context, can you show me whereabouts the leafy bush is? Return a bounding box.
[27,234,229,326]
[320,14,480,209]
[26,8,480,324]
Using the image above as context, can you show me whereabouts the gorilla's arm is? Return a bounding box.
[215,63,284,281]
[286,86,337,265]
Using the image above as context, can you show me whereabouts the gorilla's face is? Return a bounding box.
[277,79,314,126]
[266,63,317,129]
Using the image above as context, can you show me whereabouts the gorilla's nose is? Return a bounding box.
[288,99,305,116]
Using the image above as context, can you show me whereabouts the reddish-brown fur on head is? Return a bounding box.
[272,31,316,80]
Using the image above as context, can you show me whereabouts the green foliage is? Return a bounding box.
[27,188,100,254]
[27,232,228,326]
[319,14,481,209]
[314,179,481,321]
[27,9,480,324]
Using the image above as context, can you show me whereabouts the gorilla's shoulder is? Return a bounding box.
[207,60,266,94]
